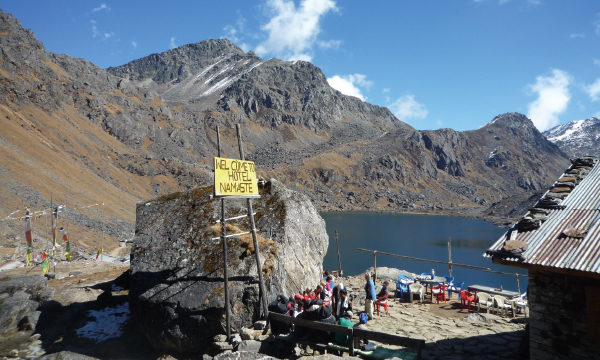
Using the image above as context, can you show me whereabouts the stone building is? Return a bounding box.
[486,157,600,360]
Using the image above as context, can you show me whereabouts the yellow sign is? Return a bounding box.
[214,157,259,198]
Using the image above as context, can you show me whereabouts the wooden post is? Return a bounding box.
[448,237,452,277]
[217,126,231,340]
[235,124,270,332]
[51,192,55,273]
[335,230,342,276]
[373,251,377,280]
[516,273,521,295]
[99,217,104,262]
[349,329,355,356]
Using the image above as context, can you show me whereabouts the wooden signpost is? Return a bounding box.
[214,124,269,339]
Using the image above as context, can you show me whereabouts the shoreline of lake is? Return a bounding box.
[320,207,517,228]
[320,211,527,293]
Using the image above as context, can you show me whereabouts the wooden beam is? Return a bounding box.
[492,259,600,280]
[268,312,352,335]
[353,328,425,350]
[268,312,423,359]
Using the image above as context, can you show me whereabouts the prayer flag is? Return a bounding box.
[96,248,103,260]
[52,207,58,249]
[25,209,33,266]
[41,252,49,274]
[60,227,71,261]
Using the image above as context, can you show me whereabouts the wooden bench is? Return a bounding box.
[268,312,424,359]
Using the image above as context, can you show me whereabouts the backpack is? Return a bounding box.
[359,312,368,324]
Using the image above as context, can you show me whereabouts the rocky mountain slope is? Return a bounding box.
[0,8,570,251]
[543,117,600,158]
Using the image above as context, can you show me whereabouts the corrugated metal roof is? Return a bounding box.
[486,159,600,274]
[561,162,600,210]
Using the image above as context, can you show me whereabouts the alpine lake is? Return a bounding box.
[321,211,528,293]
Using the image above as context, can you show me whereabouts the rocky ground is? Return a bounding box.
[340,267,527,360]
[0,260,159,360]
[1,263,527,360]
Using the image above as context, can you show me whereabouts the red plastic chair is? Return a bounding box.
[431,285,447,304]
[376,293,389,315]
[459,290,476,311]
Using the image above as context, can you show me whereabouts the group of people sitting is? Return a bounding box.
[268,270,369,347]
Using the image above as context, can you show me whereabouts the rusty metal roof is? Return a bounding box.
[486,159,600,274]
[561,162,600,210]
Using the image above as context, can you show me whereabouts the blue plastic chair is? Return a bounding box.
[420,272,432,280]
[395,275,413,300]
[443,276,454,285]
[447,281,464,300]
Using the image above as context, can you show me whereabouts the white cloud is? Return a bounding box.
[388,95,428,120]
[499,0,510,4]
[131,40,137,49]
[92,4,110,12]
[223,25,240,43]
[596,15,600,36]
[570,33,585,39]
[526,69,571,131]
[382,88,390,94]
[585,78,600,102]
[92,24,100,38]
[223,13,246,43]
[317,39,342,50]
[169,37,177,49]
[255,0,337,61]
[595,59,600,67]
[327,74,372,101]
[528,0,541,5]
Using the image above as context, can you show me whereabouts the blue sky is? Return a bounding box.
[3,0,600,131]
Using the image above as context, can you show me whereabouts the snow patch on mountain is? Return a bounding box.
[543,117,600,157]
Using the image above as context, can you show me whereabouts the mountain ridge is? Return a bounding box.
[543,117,600,158]
[0,8,570,251]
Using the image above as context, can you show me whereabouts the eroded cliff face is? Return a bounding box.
[129,179,327,353]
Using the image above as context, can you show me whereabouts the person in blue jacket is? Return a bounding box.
[364,273,376,320]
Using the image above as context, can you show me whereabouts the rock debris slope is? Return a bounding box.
[130,179,327,353]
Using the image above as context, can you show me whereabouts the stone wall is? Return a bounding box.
[529,269,600,359]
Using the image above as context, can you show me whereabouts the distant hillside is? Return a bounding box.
[0,8,570,251]
[543,117,600,158]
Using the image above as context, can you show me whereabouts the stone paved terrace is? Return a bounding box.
[341,269,528,360]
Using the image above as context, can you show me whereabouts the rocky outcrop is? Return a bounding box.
[130,179,328,354]
[0,275,52,335]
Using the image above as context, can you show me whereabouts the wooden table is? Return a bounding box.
[467,284,520,299]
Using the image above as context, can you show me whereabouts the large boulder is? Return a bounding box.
[130,179,328,354]
[0,275,51,335]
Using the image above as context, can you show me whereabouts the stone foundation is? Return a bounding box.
[529,269,600,359]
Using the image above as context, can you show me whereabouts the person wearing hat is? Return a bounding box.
[376,281,390,316]
[334,310,354,346]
